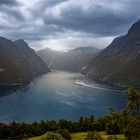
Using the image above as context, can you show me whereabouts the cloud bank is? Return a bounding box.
[0,0,140,50]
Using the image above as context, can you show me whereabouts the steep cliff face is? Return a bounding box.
[0,37,49,86]
[13,39,50,77]
[82,20,140,88]
[38,47,100,72]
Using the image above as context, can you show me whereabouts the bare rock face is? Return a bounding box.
[82,20,140,88]
[0,37,50,86]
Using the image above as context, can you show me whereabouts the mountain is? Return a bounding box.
[82,20,140,88]
[0,37,49,86]
[37,48,64,68]
[37,47,100,72]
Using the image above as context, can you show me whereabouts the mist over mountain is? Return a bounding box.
[0,37,49,86]
[37,47,100,72]
[82,20,140,88]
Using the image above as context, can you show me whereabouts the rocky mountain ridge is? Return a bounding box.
[0,37,49,86]
[82,20,140,88]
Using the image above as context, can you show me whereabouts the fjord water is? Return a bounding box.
[0,70,127,123]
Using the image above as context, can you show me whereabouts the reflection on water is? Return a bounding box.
[0,70,127,123]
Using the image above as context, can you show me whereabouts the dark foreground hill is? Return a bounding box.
[0,37,49,86]
[82,20,140,88]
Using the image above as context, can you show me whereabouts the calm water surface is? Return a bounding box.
[0,70,127,123]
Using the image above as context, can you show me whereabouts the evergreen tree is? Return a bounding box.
[125,87,140,115]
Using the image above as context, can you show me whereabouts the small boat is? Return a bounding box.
[75,80,85,86]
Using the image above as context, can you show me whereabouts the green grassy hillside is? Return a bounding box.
[28,132,126,140]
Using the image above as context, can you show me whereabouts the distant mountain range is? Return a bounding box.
[37,47,100,72]
[82,20,140,88]
[0,37,49,86]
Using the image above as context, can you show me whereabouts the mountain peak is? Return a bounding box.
[128,20,140,36]
[15,39,25,42]
[69,47,100,54]
[14,39,29,48]
[14,39,26,44]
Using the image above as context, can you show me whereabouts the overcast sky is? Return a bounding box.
[0,0,140,51]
